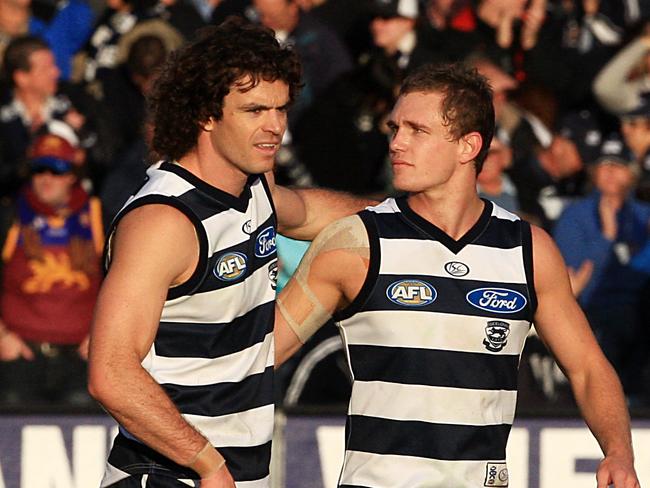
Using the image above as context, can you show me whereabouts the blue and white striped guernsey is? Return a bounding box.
[334,197,536,488]
[101,162,277,488]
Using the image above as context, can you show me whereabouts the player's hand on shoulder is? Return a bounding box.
[596,454,641,488]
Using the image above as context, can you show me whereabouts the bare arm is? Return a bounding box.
[88,205,233,486]
[531,226,640,488]
[275,215,369,364]
[266,170,377,240]
[593,37,650,114]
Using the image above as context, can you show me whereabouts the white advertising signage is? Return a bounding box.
[0,415,648,487]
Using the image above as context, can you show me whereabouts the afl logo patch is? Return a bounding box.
[214,252,247,281]
[255,226,276,258]
[386,279,437,307]
[444,261,469,277]
[466,288,527,314]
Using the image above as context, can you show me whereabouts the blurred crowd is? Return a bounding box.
[0,0,650,411]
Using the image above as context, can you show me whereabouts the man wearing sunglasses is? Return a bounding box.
[0,128,103,408]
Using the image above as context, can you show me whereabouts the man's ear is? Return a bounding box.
[13,70,29,90]
[201,117,215,132]
[459,132,482,165]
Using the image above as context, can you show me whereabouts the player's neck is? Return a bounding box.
[178,147,249,198]
[407,185,484,240]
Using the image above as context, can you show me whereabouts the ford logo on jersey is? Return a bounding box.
[214,252,247,281]
[386,279,437,307]
[466,288,527,313]
[255,226,276,258]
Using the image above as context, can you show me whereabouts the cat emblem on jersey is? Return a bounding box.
[268,261,278,290]
[444,261,469,277]
[483,321,510,352]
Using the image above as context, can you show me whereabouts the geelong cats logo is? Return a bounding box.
[483,321,510,352]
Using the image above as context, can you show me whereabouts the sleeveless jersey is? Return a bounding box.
[101,162,277,488]
[334,197,536,488]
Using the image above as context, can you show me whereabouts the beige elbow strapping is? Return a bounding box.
[277,215,370,344]
[277,279,333,343]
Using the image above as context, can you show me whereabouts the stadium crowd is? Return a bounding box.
[0,0,649,411]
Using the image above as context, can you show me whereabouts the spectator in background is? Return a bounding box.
[0,128,103,408]
[539,0,624,108]
[96,32,177,225]
[477,135,519,213]
[0,0,30,69]
[618,94,650,201]
[81,0,138,82]
[80,0,190,83]
[29,0,94,80]
[89,24,180,157]
[290,0,428,195]
[254,0,354,187]
[593,22,650,115]
[557,108,604,172]
[0,0,94,80]
[365,0,440,74]
[469,52,518,128]
[502,85,590,228]
[470,0,547,83]
[554,133,650,402]
[0,36,88,198]
[292,0,373,60]
[420,0,487,63]
[148,0,205,40]
[476,0,546,51]
[523,0,622,106]
[253,0,353,125]
[526,127,588,226]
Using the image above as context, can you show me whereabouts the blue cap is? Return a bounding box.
[594,133,636,167]
[29,133,76,174]
[558,109,602,164]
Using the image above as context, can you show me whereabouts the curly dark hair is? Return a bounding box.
[400,63,495,174]
[149,17,302,161]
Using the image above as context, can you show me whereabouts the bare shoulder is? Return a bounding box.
[530,224,569,289]
[301,214,370,304]
[109,204,199,286]
[529,223,577,327]
[530,224,556,253]
[305,214,369,268]
[314,214,369,247]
